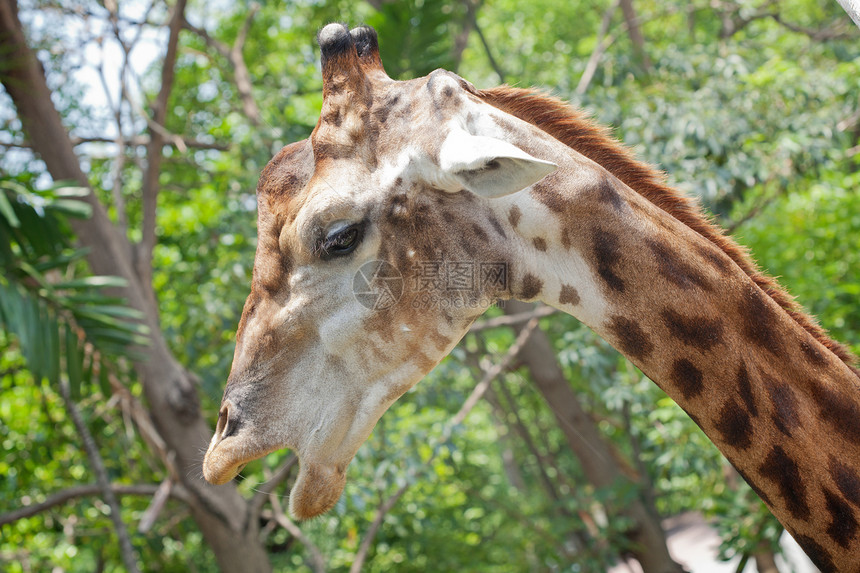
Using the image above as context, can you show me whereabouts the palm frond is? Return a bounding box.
[0,176,147,397]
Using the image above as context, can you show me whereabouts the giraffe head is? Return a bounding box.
[201,24,556,518]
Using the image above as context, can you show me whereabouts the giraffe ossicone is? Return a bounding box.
[202,24,860,571]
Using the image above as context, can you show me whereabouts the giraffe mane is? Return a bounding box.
[477,85,859,377]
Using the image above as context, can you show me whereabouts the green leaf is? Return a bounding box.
[47,313,60,386]
[54,276,129,289]
[23,295,40,381]
[77,304,145,321]
[83,326,148,347]
[0,178,30,197]
[32,250,89,273]
[0,191,21,228]
[82,350,94,390]
[75,311,148,340]
[17,260,50,289]
[63,293,127,305]
[51,185,90,198]
[98,358,111,396]
[65,324,82,400]
[48,199,92,219]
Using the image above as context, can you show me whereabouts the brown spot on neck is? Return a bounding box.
[670,358,704,399]
[800,337,828,366]
[648,239,711,291]
[739,288,785,356]
[660,309,724,351]
[476,85,859,377]
[713,398,753,450]
[812,383,860,446]
[607,316,653,361]
[518,273,543,300]
[429,329,452,352]
[558,284,580,306]
[759,445,810,521]
[736,466,773,506]
[824,488,859,548]
[472,223,489,243]
[763,376,800,437]
[829,457,860,509]
[508,205,522,228]
[735,361,758,417]
[532,237,547,252]
[694,243,733,276]
[592,228,625,293]
[595,176,624,210]
[487,212,506,238]
[793,535,836,572]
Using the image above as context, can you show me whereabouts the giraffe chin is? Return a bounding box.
[288,461,347,520]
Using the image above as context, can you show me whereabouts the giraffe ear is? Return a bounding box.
[438,129,557,198]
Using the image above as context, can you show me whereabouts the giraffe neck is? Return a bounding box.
[493,150,860,571]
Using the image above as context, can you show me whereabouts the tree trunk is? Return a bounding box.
[0,3,270,571]
[619,0,652,74]
[483,388,527,490]
[753,545,782,573]
[503,300,683,573]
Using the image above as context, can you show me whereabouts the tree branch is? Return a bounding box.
[58,378,141,573]
[837,0,860,29]
[1,135,229,151]
[0,5,273,569]
[230,5,262,125]
[182,9,262,125]
[137,0,188,299]
[349,483,409,573]
[100,0,158,237]
[713,0,854,40]
[502,301,679,571]
[577,0,621,95]
[451,0,480,71]
[487,371,567,505]
[0,482,192,527]
[267,485,326,573]
[248,454,298,528]
[770,13,854,40]
[463,0,506,83]
[0,135,229,151]
[138,477,174,533]
[350,318,540,573]
[724,175,789,234]
[469,304,556,332]
[619,0,652,73]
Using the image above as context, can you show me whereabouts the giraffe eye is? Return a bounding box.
[320,224,363,259]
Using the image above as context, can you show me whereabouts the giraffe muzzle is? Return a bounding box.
[202,399,275,485]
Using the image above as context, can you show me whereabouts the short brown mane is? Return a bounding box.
[477,85,859,376]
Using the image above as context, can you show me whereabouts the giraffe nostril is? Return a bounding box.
[216,403,241,440]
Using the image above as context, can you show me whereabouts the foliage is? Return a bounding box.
[2,0,859,571]
[736,169,860,354]
[0,175,159,572]
[0,176,147,397]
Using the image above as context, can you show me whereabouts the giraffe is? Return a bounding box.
[202,23,860,571]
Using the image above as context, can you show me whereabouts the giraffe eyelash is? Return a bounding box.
[314,222,366,260]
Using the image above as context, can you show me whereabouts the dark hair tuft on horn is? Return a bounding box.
[349,25,378,59]
[318,23,353,68]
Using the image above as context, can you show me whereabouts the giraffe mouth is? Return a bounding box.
[202,435,277,485]
[203,433,348,520]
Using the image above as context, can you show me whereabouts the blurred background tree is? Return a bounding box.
[1,0,857,571]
